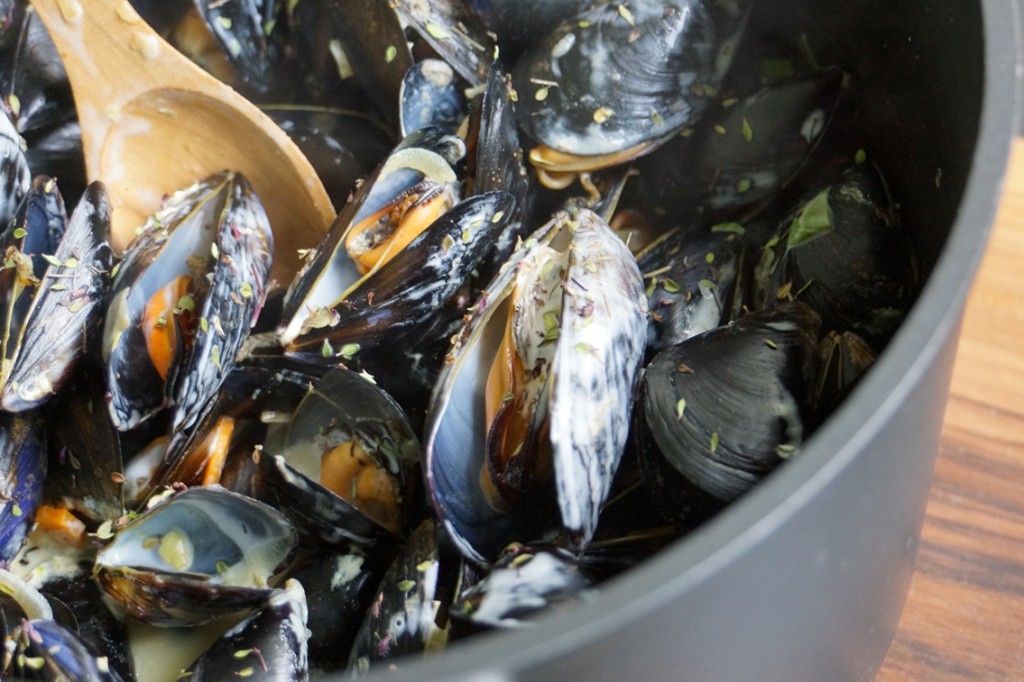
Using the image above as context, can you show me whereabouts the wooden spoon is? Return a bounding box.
[28,0,335,284]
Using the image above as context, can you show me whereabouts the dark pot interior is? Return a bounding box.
[357,1,1019,680]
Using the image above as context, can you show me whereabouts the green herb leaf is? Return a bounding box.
[787,188,833,248]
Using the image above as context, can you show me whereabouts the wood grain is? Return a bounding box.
[877,139,1024,680]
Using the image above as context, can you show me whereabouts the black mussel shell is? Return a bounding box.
[392,0,495,87]
[638,302,821,527]
[286,546,392,674]
[319,0,415,126]
[635,66,846,225]
[103,172,272,436]
[513,0,751,157]
[756,162,917,348]
[469,0,591,64]
[637,223,746,355]
[0,179,112,412]
[251,368,420,547]
[0,1,73,136]
[452,543,590,631]
[38,572,132,682]
[5,619,126,681]
[192,0,275,96]
[184,580,308,681]
[43,365,125,523]
[468,59,531,278]
[0,412,45,561]
[94,486,296,627]
[348,519,464,672]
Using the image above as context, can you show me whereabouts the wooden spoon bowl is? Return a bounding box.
[29,0,335,284]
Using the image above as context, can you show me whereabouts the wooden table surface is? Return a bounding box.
[876,139,1024,680]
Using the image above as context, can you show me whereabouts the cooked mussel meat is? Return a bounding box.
[425,209,647,562]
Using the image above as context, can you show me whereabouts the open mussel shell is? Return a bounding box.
[94,486,296,627]
[5,619,126,681]
[637,223,746,355]
[184,580,308,681]
[512,0,751,158]
[281,191,516,359]
[755,161,917,348]
[251,368,421,547]
[348,519,465,673]
[425,209,648,563]
[102,171,273,434]
[277,126,464,348]
[637,302,820,528]
[0,178,112,411]
[0,412,45,561]
[451,543,590,631]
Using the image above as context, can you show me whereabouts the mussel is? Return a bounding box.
[94,486,296,626]
[425,209,647,562]
[0,178,111,411]
[637,302,820,527]
[250,368,421,547]
[276,127,515,358]
[184,580,309,681]
[513,0,751,180]
[102,171,273,436]
[755,161,917,347]
[0,412,45,562]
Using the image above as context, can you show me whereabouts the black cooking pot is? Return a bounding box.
[360,2,1021,680]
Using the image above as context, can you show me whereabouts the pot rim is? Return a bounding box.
[362,1,1023,679]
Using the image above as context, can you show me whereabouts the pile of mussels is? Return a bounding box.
[0,0,918,679]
